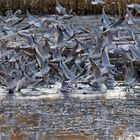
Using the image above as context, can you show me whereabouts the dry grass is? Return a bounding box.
[0,0,139,15]
[0,0,56,14]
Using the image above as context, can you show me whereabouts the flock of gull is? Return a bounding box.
[0,2,140,94]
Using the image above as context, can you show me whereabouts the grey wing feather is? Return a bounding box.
[102,47,114,67]
[56,3,66,15]
[101,8,111,28]
[26,10,37,22]
[59,61,76,80]
[129,45,140,59]
[17,31,34,45]
[134,4,140,13]
[55,25,64,44]
[124,62,138,86]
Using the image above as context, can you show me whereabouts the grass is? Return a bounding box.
[0,0,139,15]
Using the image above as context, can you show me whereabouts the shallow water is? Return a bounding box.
[0,85,140,140]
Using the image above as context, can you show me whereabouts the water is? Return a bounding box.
[0,86,140,140]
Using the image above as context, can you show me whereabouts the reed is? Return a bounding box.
[0,0,139,15]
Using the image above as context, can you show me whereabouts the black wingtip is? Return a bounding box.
[8,89,14,94]
[103,27,107,32]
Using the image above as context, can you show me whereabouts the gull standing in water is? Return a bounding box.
[124,62,138,92]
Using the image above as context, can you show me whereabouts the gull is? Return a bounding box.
[34,38,51,69]
[115,27,135,41]
[106,73,115,89]
[15,77,26,92]
[23,60,37,75]
[56,2,73,19]
[0,40,9,59]
[56,1,66,15]
[17,31,35,45]
[23,72,42,88]
[89,58,107,91]
[34,38,51,63]
[126,7,140,25]
[73,25,89,35]
[127,4,140,13]
[91,0,104,5]
[114,46,133,61]
[53,47,62,62]
[101,8,112,29]
[59,61,76,81]
[124,62,138,91]
[133,4,140,14]
[129,45,140,61]
[35,61,50,79]
[26,10,42,28]
[2,18,24,38]
[0,29,4,37]
[75,59,84,73]
[101,46,114,68]
[103,16,126,34]
[135,35,140,46]
[63,24,75,41]
[2,9,22,23]
[54,24,64,45]
[0,70,16,93]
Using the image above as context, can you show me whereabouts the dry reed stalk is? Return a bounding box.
[0,0,139,15]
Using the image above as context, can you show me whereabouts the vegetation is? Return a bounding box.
[0,0,139,15]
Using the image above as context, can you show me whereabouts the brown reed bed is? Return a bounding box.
[0,0,139,15]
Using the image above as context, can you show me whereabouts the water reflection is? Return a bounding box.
[0,91,139,140]
[10,128,25,140]
[2,130,94,140]
[39,135,94,140]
